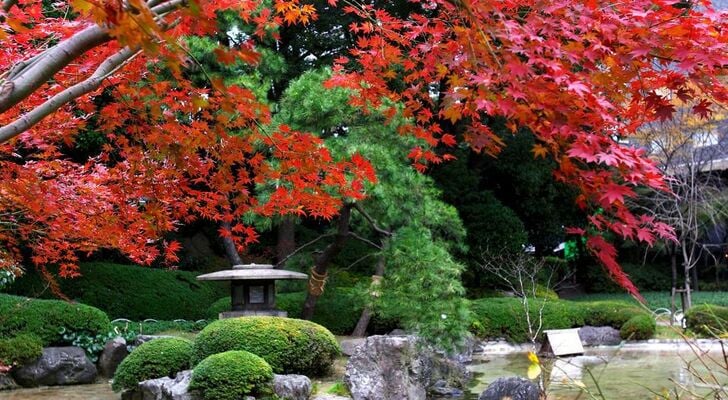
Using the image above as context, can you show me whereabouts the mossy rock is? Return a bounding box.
[192,316,340,376]
[189,350,273,400]
[112,337,193,392]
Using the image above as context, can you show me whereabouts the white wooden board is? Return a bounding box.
[544,328,584,356]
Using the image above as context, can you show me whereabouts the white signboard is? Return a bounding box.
[544,328,584,356]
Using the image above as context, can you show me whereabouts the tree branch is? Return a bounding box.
[353,202,392,237]
[0,47,139,143]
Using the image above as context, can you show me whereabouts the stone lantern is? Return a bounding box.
[197,263,307,319]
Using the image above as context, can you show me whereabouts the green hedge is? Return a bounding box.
[469,297,649,343]
[189,351,273,400]
[0,294,110,345]
[620,314,656,340]
[192,316,340,376]
[208,288,398,335]
[112,337,194,392]
[9,262,225,320]
[0,334,42,366]
[685,304,728,336]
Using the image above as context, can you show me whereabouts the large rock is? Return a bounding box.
[98,336,129,378]
[273,374,312,400]
[12,346,97,387]
[122,370,199,400]
[344,335,471,400]
[578,326,622,346]
[339,338,366,357]
[0,374,18,391]
[478,377,540,400]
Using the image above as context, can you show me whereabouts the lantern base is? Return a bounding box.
[219,310,288,319]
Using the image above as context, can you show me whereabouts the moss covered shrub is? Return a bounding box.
[581,301,646,328]
[619,314,656,340]
[112,337,193,391]
[0,294,110,345]
[189,350,273,400]
[685,304,728,336]
[208,287,368,335]
[0,334,43,366]
[192,316,340,376]
[469,297,586,342]
[8,262,224,320]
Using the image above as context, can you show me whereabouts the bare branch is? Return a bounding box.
[353,202,392,237]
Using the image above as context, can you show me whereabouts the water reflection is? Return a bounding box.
[468,346,728,399]
[0,383,117,400]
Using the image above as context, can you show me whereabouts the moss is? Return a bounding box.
[192,316,340,376]
[8,262,225,320]
[620,314,656,340]
[0,334,43,366]
[189,350,273,400]
[112,337,193,392]
[0,294,110,345]
[685,304,728,336]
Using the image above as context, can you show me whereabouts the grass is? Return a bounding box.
[571,291,728,310]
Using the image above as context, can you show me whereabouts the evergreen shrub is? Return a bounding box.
[192,316,340,376]
[685,304,728,336]
[619,314,656,340]
[189,350,273,400]
[0,294,110,345]
[112,337,193,391]
[581,301,646,328]
[8,262,225,320]
[0,334,42,366]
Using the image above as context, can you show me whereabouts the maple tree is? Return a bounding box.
[327,0,728,297]
[0,0,727,301]
[0,0,374,280]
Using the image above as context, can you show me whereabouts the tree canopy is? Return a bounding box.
[0,0,727,297]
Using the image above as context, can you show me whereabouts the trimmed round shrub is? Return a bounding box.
[0,294,110,345]
[620,314,656,340]
[189,350,273,400]
[192,316,340,376]
[8,262,225,320]
[112,337,193,392]
[210,287,372,335]
[0,334,42,366]
[685,304,728,336]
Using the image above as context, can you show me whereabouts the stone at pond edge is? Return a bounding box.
[344,335,471,400]
[98,336,129,378]
[122,370,198,400]
[12,346,97,387]
[273,374,311,400]
[479,377,540,400]
[578,326,622,346]
[0,374,18,391]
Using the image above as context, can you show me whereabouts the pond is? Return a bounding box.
[0,383,116,400]
[467,341,728,399]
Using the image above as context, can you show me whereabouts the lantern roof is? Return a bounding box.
[196,263,308,281]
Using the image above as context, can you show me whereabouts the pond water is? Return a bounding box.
[0,383,116,400]
[467,341,728,399]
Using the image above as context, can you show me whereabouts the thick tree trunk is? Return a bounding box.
[352,256,386,337]
[221,221,243,266]
[301,204,352,320]
[276,216,296,268]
